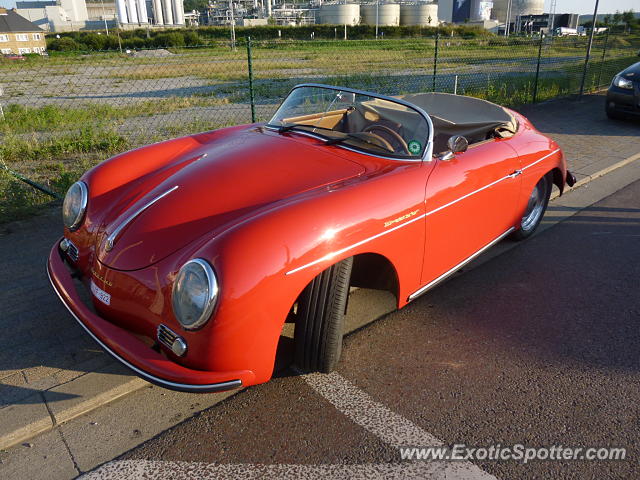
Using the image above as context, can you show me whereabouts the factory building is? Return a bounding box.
[491,0,543,25]
[203,0,438,28]
[15,0,185,30]
[115,0,186,25]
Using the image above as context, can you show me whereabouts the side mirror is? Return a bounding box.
[439,135,468,161]
[447,135,468,153]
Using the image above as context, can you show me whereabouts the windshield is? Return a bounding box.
[267,85,430,159]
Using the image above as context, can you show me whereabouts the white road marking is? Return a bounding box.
[81,459,493,479]
[303,372,442,447]
[82,371,496,479]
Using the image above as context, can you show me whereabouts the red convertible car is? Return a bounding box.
[48,84,576,392]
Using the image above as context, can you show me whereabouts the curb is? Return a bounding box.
[1,151,639,453]
[551,152,640,201]
[0,365,147,451]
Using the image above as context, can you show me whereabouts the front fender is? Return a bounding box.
[193,160,432,384]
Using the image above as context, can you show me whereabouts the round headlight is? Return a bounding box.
[172,259,219,330]
[62,181,88,231]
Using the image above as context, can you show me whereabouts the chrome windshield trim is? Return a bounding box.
[47,262,242,393]
[407,227,515,301]
[267,83,434,162]
[264,126,424,163]
[105,185,179,252]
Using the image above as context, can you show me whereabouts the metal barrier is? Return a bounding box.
[0,33,637,220]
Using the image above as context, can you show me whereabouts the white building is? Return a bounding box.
[15,0,119,31]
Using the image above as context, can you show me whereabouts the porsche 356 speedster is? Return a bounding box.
[48,84,576,392]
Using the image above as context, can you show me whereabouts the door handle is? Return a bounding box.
[508,169,522,178]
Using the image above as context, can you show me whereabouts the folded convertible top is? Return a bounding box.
[396,92,518,152]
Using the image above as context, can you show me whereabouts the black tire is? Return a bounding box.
[511,173,552,241]
[294,257,353,373]
[606,107,621,120]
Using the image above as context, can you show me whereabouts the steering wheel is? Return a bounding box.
[356,132,395,152]
[363,124,410,155]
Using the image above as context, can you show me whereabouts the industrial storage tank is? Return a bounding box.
[361,3,401,26]
[491,0,544,23]
[400,3,438,26]
[317,4,361,26]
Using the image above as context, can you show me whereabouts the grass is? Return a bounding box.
[0,97,233,135]
[0,169,58,223]
[0,35,638,224]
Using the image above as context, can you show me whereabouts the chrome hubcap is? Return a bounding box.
[521,179,546,231]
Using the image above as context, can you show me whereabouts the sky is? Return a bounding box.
[544,0,638,15]
[0,0,637,16]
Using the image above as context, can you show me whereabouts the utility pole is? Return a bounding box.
[505,0,512,36]
[375,0,379,39]
[579,0,599,98]
[230,0,236,50]
[100,0,109,35]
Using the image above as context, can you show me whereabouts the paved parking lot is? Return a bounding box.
[0,92,639,478]
[84,178,640,479]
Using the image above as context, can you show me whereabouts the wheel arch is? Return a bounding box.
[550,167,566,196]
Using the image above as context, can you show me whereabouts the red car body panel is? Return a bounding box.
[48,97,570,392]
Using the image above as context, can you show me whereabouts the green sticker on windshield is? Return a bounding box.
[408,140,422,155]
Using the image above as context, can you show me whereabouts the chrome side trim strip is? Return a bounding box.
[285,212,427,275]
[424,173,512,218]
[47,262,242,393]
[522,148,560,171]
[407,227,515,301]
[285,149,559,275]
[106,185,179,251]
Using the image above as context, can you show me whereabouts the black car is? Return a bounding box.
[606,61,640,119]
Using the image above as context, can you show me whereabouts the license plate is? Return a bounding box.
[90,280,111,306]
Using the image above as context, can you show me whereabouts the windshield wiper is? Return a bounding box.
[277,124,299,133]
[276,124,335,134]
[324,133,395,153]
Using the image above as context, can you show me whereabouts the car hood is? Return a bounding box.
[621,62,640,79]
[96,128,365,271]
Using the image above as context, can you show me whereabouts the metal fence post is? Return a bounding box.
[432,33,439,92]
[579,0,600,98]
[0,162,61,199]
[596,29,609,89]
[532,35,544,103]
[246,36,256,123]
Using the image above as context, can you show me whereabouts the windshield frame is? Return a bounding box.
[265,83,434,162]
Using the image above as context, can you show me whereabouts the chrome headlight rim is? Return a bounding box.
[613,75,633,90]
[172,258,219,331]
[63,181,88,231]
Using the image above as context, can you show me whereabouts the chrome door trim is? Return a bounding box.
[284,149,559,276]
[408,227,515,301]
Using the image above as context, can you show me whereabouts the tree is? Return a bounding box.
[183,0,209,13]
[612,11,622,32]
[621,10,635,33]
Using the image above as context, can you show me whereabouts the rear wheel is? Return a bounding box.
[294,257,353,373]
[511,173,552,241]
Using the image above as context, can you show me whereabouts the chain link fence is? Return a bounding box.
[1,33,638,221]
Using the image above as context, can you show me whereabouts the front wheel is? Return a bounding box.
[511,173,552,241]
[294,257,353,373]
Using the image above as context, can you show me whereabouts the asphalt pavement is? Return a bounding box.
[79,176,640,479]
[1,92,639,479]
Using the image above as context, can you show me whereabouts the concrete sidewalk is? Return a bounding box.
[1,92,639,451]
